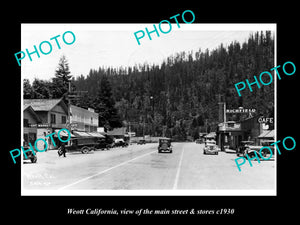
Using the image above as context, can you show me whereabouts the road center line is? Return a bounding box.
[173,147,185,190]
[58,149,156,190]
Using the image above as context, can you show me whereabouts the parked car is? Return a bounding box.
[23,146,37,163]
[65,137,98,154]
[96,136,114,150]
[236,141,254,156]
[114,138,129,147]
[203,140,218,155]
[158,138,172,153]
[244,140,275,159]
[137,139,146,145]
[96,139,111,150]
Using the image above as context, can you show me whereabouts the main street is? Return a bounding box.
[22,142,275,192]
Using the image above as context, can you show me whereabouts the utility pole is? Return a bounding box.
[216,94,226,151]
[216,94,226,123]
[66,81,88,131]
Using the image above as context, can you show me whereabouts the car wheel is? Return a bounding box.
[247,152,255,159]
[31,157,37,163]
[81,146,90,154]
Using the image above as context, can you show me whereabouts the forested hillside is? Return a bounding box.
[24,31,274,140]
[72,31,274,139]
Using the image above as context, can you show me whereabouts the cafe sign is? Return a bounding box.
[257,117,274,123]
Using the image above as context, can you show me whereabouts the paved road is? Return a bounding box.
[22,142,275,192]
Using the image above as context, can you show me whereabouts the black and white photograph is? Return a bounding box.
[21,24,276,195]
[4,3,299,221]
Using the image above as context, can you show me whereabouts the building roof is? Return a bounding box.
[70,104,98,116]
[107,127,127,136]
[24,98,68,113]
[23,105,42,123]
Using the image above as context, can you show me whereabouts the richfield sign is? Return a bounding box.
[226,108,256,113]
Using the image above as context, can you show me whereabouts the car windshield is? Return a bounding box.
[205,141,216,145]
[160,139,170,144]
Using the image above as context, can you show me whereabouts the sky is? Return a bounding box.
[21,24,276,83]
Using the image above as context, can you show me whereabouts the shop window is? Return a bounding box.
[24,119,29,127]
[51,113,56,124]
[62,115,66,124]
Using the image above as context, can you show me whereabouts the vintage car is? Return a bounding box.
[96,136,114,150]
[65,137,98,153]
[158,138,172,153]
[137,139,146,145]
[243,140,275,159]
[114,138,129,147]
[96,138,111,150]
[203,140,218,155]
[23,145,37,163]
[236,141,254,156]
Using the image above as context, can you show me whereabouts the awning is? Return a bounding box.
[72,131,105,138]
[87,132,105,138]
[258,130,274,139]
[73,131,91,137]
[54,129,75,137]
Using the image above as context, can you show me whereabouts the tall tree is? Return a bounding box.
[52,55,72,98]
[93,76,122,130]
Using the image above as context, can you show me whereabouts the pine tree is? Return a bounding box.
[94,76,122,130]
[52,55,72,98]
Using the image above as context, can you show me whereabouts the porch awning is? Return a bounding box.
[73,131,91,137]
[54,129,75,137]
[258,130,274,139]
[87,132,105,138]
[72,131,105,138]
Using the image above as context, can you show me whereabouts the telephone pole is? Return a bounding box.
[66,81,88,131]
[216,94,226,123]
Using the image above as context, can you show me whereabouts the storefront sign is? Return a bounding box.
[29,123,52,128]
[258,117,273,123]
[226,108,256,113]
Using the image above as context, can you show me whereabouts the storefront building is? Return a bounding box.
[240,115,263,145]
[70,105,98,132]
[24,98,68,149]
[23,105,41,146]
[217,121,243,151]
